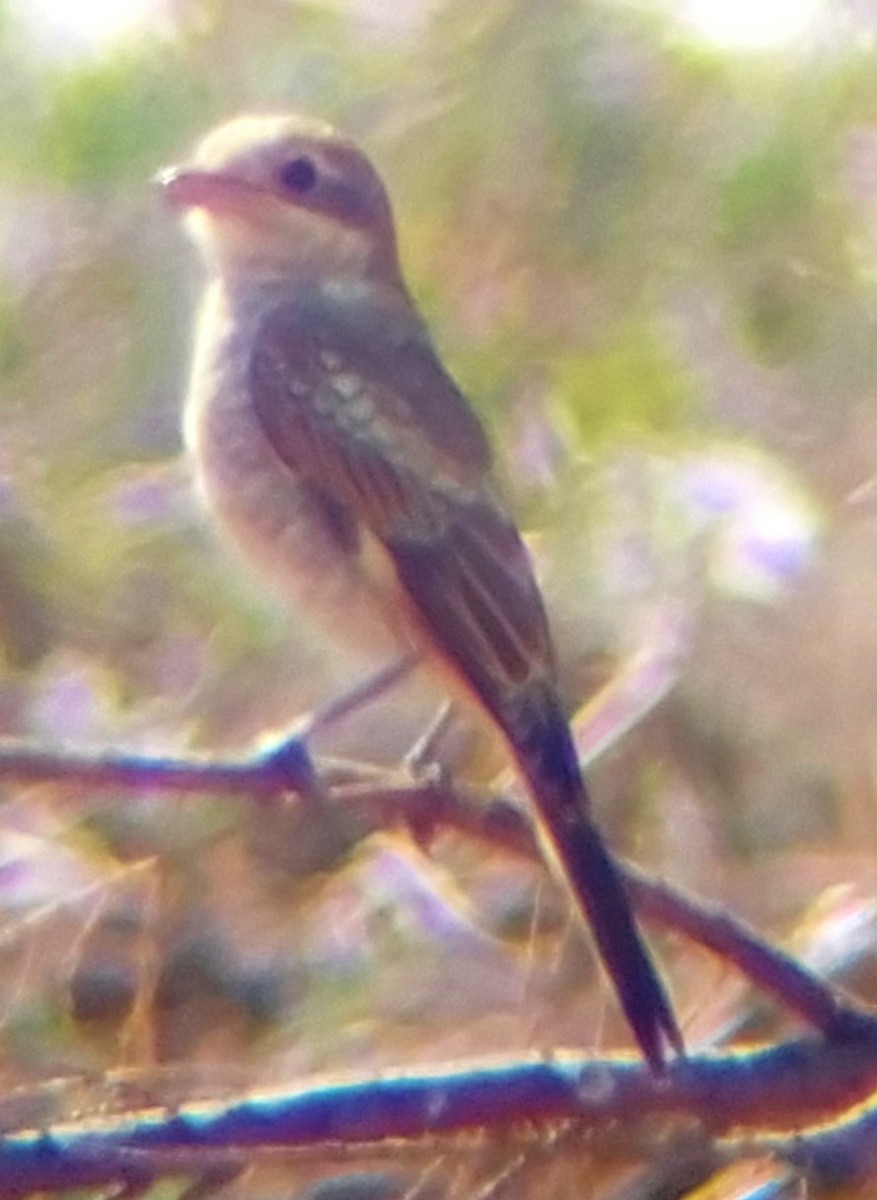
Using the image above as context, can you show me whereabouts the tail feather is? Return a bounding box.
[386,525,680,1067]
[506,687,682,1071]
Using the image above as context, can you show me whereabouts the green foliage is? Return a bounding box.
[0,0,870,692]
[38,48,206,186]
[0,0,872,1042]
[551,317,695,443]
[0,14,876,1194]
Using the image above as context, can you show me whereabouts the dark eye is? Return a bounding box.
[278,156,318,194]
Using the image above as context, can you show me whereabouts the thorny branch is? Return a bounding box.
[0,624,873,1195]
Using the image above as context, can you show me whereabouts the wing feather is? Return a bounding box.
[250,282,554,710]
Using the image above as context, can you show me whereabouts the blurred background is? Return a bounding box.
[0,0,876,1194]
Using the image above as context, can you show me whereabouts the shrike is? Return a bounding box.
[161,114,681,1070]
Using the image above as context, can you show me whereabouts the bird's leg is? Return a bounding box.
[254,659,422,873]
[261,651,421,820]
[404,700,456,780]
[302,650,421,740]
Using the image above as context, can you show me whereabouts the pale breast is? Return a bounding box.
[183,282,407,660]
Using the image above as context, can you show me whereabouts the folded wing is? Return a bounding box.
[249,281,555,716]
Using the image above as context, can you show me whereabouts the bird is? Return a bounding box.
[159,114,682,1071]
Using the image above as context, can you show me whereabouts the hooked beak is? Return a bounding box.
[156,165,263,214]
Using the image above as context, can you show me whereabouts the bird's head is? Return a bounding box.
[159,114,401,286]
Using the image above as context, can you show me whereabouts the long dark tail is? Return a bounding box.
[386,520,680,1068]
[504,686,682,1071]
